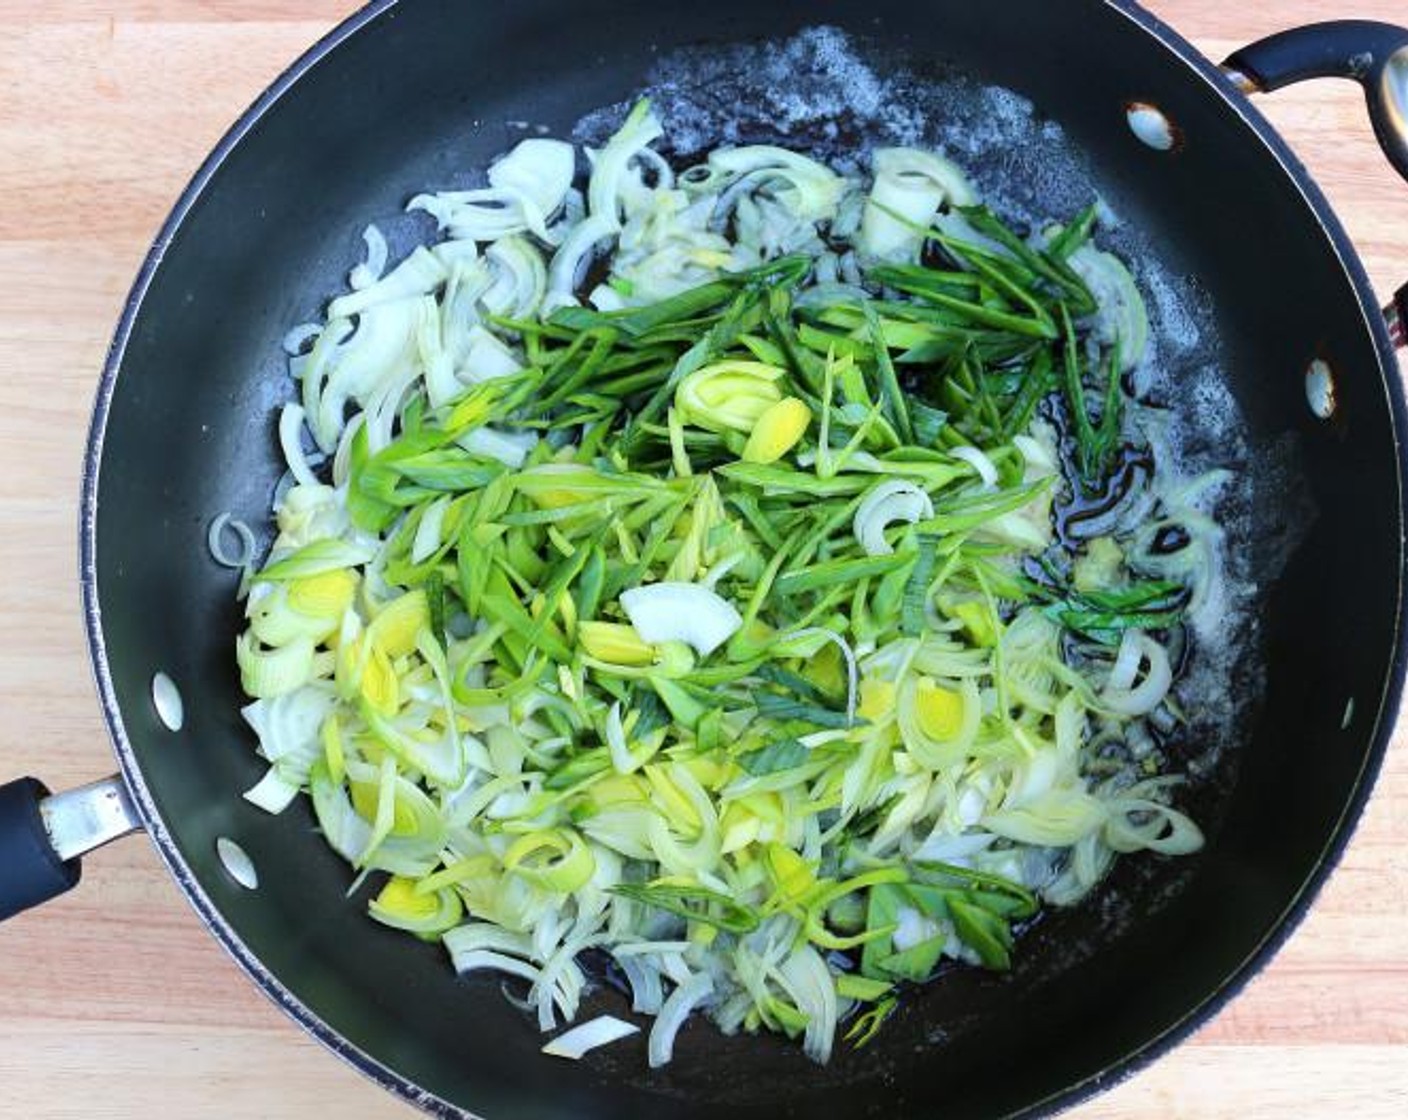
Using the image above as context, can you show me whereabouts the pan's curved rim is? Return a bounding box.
[1037,3,1408,1113]
[75,1,470,1117]
[76,2,1408,1119]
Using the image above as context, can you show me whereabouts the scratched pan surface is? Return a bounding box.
[84,1,1406,1118]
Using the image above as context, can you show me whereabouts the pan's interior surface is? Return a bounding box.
[91,1,1404,1118]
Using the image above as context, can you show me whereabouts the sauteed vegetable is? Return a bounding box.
[227,99,1220,1067]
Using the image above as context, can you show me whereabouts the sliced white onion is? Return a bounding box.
[448,949,542,988]
[616,955,664,1015]
[853,480,934,556]
[655,948,695,989]
[431,239,482,270]
[331,413,366,489]
[532,937,591,1030]
[243,767,301,814]
[307,300,418,453]
[891,906,941,952]
[409,189,522,243]
[444,922,535,959]
[777,945,838,1065]
[278,403,320,488]
[1101,633,1172,716]
[410,140,575,245]
[1013,433,1056,473]
[620,583,742,657]
[588,283,627,311]
[1103,793,1203,855]
[545,213,618,314]
[282,322,322,356]
[542,1014,640,1060]
[950,445,999,489]
[647,971,713,1068]
[480,236,547,320]
[207,512,256,570]
[487,138,576,236]
[1107,629,1144,693]
[242,684,338,779]
[1126,103,1176,151]
[707,146,843,226]
[957,785,988,827]
[327,246,447,321]
[460,324,523,384]
[858,147,976,263]
[1068,244,1148,371]
[913,829,996,863]
[348,223,389,290]
[457,426,539,468]
[588,102,664,224]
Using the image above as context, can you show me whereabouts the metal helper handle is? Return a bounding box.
[0,775,141,921]
[1222,20,1408,348]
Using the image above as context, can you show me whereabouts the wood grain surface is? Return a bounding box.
[1,2,1406,1117]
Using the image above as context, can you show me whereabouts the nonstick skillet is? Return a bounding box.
[3,2,1407,1117]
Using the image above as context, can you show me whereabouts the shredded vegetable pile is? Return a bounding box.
[227,99,1220,1067]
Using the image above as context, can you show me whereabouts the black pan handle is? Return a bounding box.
[1223,21,1408,347]
[0,775,140,921]
[1223,20,1408,182]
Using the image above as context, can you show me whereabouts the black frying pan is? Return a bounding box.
[3,2,1407,1118]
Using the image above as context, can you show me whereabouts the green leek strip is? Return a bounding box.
[1059,302,1100,483]
[912,860,1039,919]
[872,265,1056,339]
[718,463,877,498]
[610,881,760,934]
[797,321,870,361]
[1093,336,1124,476]
[1045,201,1100,259]
[900,533,940,636]
[844,996,898,1048]
[415,855,498,895]
[865,301,912,444]
[836,973,893,1002]
[528,524,610,646]
[476,568,572,662]
[920,476,1054,536]
[956,204,1095,314]
[753,692,851,729]
[735,738,808,776]
[621,286,770,448]
[1001,346,1054,439]
[727,532,800,656]
[787,489,866,575]
[255,539,376,582]
[531,328,620,412]
[764,300,827,398]
[726,492,784,552]
[947,897,1015,970]
[775,553,911,598]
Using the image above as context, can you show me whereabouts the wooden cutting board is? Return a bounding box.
[0,2,1404,1116]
